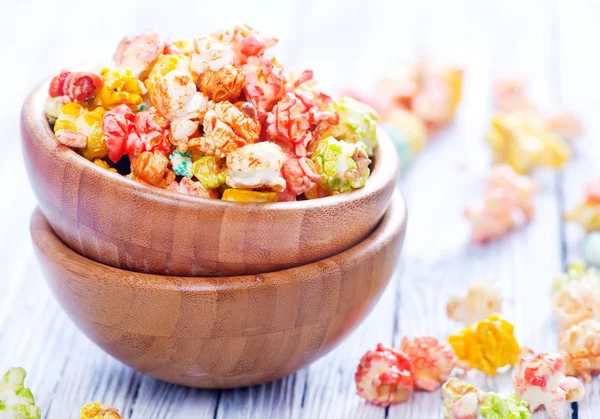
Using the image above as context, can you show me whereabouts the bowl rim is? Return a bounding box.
[31,191,406,288]
[22,77,399,211]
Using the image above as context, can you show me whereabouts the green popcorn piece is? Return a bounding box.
[169,150,193,178]
[192,156,227,189]
[326,97,380,156]
[311,136,371,193]
[480,393,531,419]
[381,123,414,170]
[0,367,42,419]
[551,261,599,294]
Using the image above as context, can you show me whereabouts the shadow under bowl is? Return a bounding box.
[21,79,399,277]
[31,191,407,388]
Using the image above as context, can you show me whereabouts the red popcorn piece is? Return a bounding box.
[355,343,414,407]
[281,157,321,196]
[400,336,457,391]
[266,91,338,157]
[243,55,285,118]
[49,70,102,103]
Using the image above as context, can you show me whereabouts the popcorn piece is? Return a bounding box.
[486,110,570,174]
[221,189,278,202]
[311,137,371,193]
[54,103,107,152]
[492,78,534,112]
[324,97,379,156]
[447,281,502,326]
[513,352,584,419]
[98,68,145,109]
[167,177,219,199]
[198,65,245,102]
[266,91,338,157]
[93,159,117,172]
[0,367,42,419]
[44,97,63,124]
[49,69,102,103]
[442,378,485,419]
[551,264,600,332]
[399,336,457,391]
[281,157,321,196]
[200,101,260,157]
[80,402,121,419]
[211,24,278,65]
[559,319,600,382]
[190,36,236,80]
[355,343,414,407]
[412,68,463,128]
[114,32,180,79]
[243,55,285,116]
[131,150,174,188]
[192,156,227,189]
[448,313,520,375]
[548,111,584,142]
[145,54,192,96]
[566,178,600,232]
[225,142,286,191]
[583,232,600,266]
[480,392,531,419]
[381,108,427,168]
[169,150,192,177]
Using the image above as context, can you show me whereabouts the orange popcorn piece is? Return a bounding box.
[131,150,173,187]
[198,65,245,103]
[221,189,278,202]
[80,402,121,419]
[400,336,457,391]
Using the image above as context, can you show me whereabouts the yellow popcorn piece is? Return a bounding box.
[54,103,107,158]
[93,159,117,172]
[221,189,278,202]
[566,202,600,233]
[448,313,520,376]
[80,402,121,419]
[98,68,145,108]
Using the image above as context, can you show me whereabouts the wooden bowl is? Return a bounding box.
[21,80,399,277]
[31,191,406,388]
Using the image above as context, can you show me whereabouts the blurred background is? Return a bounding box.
[2,0,600,417]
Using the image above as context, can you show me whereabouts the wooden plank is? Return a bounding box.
[556,1,600,417]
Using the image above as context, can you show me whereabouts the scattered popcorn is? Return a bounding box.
[566,178,600,232]
[355,343,414,407]
[225,142,286,191]
[169,150,192,177]
[480,392,531,419]
[447,281,502,326]
[399,336,457,391]
[558,319,600,383]
[0,367,42,419]
[583,232,600,266]
[49,69,102,104]
[441,378,485,419]
[448,313,520,376]
[551,263,600,332]
[80,402,121,419]
[513,352,584,419]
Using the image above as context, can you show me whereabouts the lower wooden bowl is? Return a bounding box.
[31,192,406,388]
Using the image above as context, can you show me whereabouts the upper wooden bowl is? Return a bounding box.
[21,80,399,276]
[31,191,406,388]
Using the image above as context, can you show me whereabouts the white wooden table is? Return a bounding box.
[1,0,599,417]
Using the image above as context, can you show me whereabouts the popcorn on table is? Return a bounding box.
[400,336,457,392]
[44,25,380,202]
[559,319,600,383]
[447,281,502,326]
[80,402,121,419]
[441,378,485,419]
[513,352,584,419]
[0,367,41,419]
[566,178,600,232]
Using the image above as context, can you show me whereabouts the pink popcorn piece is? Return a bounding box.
[513,352,584,419]
[243,55,285,119]
[49,70,102,103]
[55,129,87,148]
[492,78,535,112]
[167,177,218,199]
[281,157,321,196]
[399,336,457,391]
[114,32,180,79]
[211,24,278,65]
[355,343,414,407]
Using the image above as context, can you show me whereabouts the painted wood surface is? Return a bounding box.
[1,0,599,417]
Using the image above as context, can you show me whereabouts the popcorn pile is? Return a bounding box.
[345,62,463,169]
[44,26,380,202]
[486,78,583,174]
[355,277,592,418]
[464,164,537,244]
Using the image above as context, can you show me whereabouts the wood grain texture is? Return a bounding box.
[29,191,406,388]
[21,82,399,277]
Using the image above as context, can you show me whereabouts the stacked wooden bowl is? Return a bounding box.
[21,80,407,388]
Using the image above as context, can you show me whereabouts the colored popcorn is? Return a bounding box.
[45,26,379,202]
[464,164,536,243]
[355,343,414,407]
[583,232,600,266]
[399,336,457,391]
[492,78,533,112]
[551,263,600,331]
[558,319,600,383]
[0,367,41,419]
[442,378,485,419]
[311,137,371,193]
[513,352,584,419]
[480,392,531,419]
[448,313,520,376]
[447,281,502,326]
[80,402,121,419]
[381,108,427,169]
[566,178,600,232]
